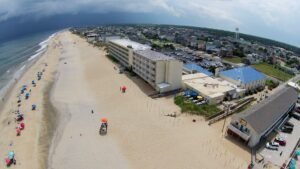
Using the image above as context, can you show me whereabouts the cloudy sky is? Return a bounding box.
[0,0,299,46]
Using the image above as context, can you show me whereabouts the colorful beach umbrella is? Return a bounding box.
[16,128,21,136]
[8,151,14,159]
[20,122,25,130]
[5,158,10,164]
[101,118,108,123]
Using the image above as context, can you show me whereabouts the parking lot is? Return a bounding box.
[259,117,300,167]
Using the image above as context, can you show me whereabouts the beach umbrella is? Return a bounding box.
[121,86,127,92]
[8,151,14,159]
[101,118,108,123]
[5,158,10,165]
[20,122,25,130]
[16,128,21,136]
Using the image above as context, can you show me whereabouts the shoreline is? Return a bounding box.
[0,31,61,169]
[0,32,56,113]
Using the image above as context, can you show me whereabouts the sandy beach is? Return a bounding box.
[0,31,250,169]
[0,33,61,169]
[48,31,250,169]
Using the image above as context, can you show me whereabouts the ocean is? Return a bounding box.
[0,30,58,99]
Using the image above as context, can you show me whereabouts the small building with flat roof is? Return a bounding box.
[219,66,266,91]
[227,87,298,147]
[183,63,213,76]
[182,73,245,104]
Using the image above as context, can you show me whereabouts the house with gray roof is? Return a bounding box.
[227,87,298,147]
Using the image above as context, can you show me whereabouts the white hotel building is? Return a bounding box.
[108,39,182,93]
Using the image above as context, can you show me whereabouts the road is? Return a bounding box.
[270,73,300,95]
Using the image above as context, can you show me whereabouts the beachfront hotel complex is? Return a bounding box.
[108,39,151,68]
[108,39,183,93]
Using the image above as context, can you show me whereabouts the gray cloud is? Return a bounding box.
[0,0,299,46]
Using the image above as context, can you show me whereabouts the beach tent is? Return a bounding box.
[295,150,300,156]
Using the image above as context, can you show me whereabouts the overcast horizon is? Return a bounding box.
[0,0,299,47]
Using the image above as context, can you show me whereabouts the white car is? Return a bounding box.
[266,142,278,150]
[270,141,279,147]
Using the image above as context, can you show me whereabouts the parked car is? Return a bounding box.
[283,125,293,129]
[270,141,279,147]
[291,113,300,120]
[281,126,293,133]
[266,142,278,150]
[274,137,286,146]
[285,121,294,127]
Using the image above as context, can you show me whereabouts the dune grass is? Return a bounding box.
[174,95,221,117]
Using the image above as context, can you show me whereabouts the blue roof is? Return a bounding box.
[220,66,266,84]
[183,63,213,76]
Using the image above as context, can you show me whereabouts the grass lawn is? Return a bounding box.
[174,95,221,117]
[252,63,293,81]
[224,57,243,63]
